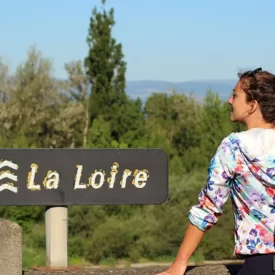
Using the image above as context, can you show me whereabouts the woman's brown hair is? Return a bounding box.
[238,68,275,125]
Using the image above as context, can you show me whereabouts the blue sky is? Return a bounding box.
[1,0,274,82]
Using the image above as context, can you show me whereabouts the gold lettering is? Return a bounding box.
[74,165,87,189]
[43,171,60,189]
[107,162,119,188]
[133,169,149,188]
[120,169,132,188]
[89,170,105,189]
[27,164,41,191]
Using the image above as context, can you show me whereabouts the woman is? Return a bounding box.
[155,68,275,275]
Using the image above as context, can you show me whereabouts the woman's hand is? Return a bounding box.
[155,259,188,275]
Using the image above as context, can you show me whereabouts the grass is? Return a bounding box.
[23,247,45,270]
[98,257,117,267]
[68,256,89,266]
[23,247,90,270]
[149,256,175,263]
[189,253,205,264]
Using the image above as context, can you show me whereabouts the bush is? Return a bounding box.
[84,216,145,264]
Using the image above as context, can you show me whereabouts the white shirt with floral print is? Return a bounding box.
[189,128,275,255]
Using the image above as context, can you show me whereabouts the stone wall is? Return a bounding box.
[0,219,22,275]
[23,264,242,275]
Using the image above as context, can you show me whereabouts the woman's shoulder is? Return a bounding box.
[222,128,275,143]
[223,128,275,158]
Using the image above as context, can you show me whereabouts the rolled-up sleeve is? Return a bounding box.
[189,135,236,232]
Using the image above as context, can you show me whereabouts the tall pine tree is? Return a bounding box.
[85,0,127,120]
[84,0,145,144]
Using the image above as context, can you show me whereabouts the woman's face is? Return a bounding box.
[227,81,251,123]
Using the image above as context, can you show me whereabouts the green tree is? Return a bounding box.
[0,46,85,149]
[84,0,127,126]
[64,60,90,147]
[0,58,10,103]
[197,89,241,167]
[0,46,62,148]
[84,0,146,146]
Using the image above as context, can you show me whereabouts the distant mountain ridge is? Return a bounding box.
[125,79,237,102]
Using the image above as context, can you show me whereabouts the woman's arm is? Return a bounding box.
[155,223,205,275]
[174,223,205,264]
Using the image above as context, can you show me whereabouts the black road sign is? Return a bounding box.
[0,148,168,205]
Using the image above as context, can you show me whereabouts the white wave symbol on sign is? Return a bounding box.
[0,160,19,193]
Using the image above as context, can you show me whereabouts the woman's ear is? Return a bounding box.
[248,100,258,114]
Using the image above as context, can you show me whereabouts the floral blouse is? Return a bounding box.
[189,128,275,255]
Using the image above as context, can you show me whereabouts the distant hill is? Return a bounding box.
[125,79,237,102]
[57,78,237,103]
